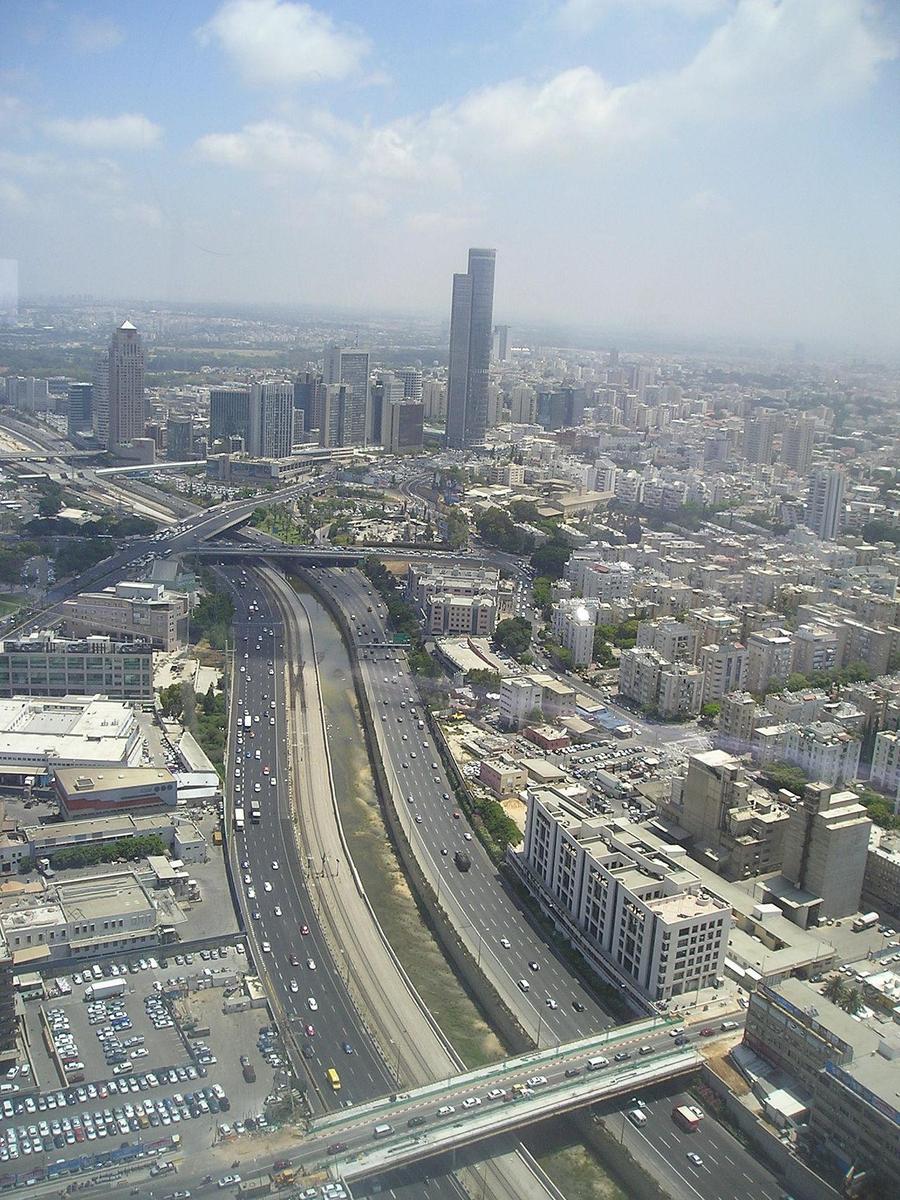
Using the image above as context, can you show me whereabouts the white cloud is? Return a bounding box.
[559,0,727,34]
[197,0,369,87]
[44,113,162,150]
[70,17,125,53]
[0,180,28,212]
[195,121,334,173]
[0,94,26,130]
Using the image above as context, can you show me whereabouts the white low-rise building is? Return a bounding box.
[551,600,597,666]
[870,729,900,801]
[0,695,142,782]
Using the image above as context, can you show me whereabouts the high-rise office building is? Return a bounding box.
[492,324,510,363]
[209,386,250,445]
[294,371,323,439]
[166,415,194,461]
[446,247,496,449]
[107,321,145,449]
[383,400,424,454]
[248,381,294,459]
[509,384,536,425]
[92,349,110,447]
[67,382,93,437]
[781,415,816,474]
[395,367,424,403]
[805,467,845,541]
[324,347,370,444]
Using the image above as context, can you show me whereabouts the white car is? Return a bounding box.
[261,942,271,953]
[306,958,316,971]
[289,980,299,993]
[307,997,318,1012]
[437,1105,455,1117]
[271,861,279,870]
[500,938,511,949]
[462,1097,481,1109]
[274,906,282,917]
[264,882,273,893]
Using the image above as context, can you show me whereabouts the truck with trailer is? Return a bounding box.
[83,978,126,1002]
[453,850,472,872]
[672,1104,704,1132]
[852,912,879,932]
[234,807,245,831]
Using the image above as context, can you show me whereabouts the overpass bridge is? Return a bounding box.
[289,1019,701,1183]
[190,539,493,569]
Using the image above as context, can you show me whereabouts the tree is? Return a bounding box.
[841,986,863,1015]
[465,670,501,692]
[592,627,615,668]
[760,760,809,796]
[823,975,846,1005]
[445,508,469,550]
[700,701,721,723]
[476,507,534,555]
[545,641,574,670]
[492,617,532,659]
[530,538,571,580]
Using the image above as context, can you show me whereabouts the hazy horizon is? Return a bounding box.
[2,0,899,355]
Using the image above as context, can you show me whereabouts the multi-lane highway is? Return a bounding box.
[309,566,616,1046]
[221,564,477,1200]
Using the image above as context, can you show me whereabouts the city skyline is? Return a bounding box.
[0,0,898,353]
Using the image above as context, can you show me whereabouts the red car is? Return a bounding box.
[305,1024,315,1037]
[300,924,310,936]
[699,1026,715,1037]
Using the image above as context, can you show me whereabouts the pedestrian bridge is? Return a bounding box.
[292,1019,701,1183]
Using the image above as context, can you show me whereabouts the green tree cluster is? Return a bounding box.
[530,536,571,580]
[465,669,501,692]
[49,834,166,870]
[545,641,574,670]
[191,575,236,651]
[823,975,864,1014]
[444,508,469,550]
[363,558,447,679]
[492,616,532,659]
[476,506,534,555]
[857,788,900,832]
[759,760,809,796]
[595,618,640,649]
[592,626,616,667]
[778,663,874,694]
[158,683,184,719]
[861,519,900,547]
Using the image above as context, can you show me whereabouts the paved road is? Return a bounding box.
[310,566,615,1045]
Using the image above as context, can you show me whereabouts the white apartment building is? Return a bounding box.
[581,561,636,602]
[870,730,900,801]
[699,642,748,706]
[745,628,795,694]
[551,600,597,667]
[426,593,497,637]
[686,606,741,649]
[792,624,840,676]
[499,673,577,730]
[521,793,730,1002]
[619,648,702,719]
[752,720,861,786]
[636,618,699,663]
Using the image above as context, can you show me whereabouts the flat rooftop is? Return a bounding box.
[57,872,155,922]
[53,766,173,795]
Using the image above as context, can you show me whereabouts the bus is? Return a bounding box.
[234,807,245,831]
[326,1067,341,1092]
[243,714,253,730]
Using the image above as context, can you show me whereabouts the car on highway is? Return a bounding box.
[486,1087,507,1100]
[526,1076,547,1087]
[306,958,316,970]
[686,1152,704,1167]
[327,1142,348,1154]
[289,954,300,967]
[271,861,279,870]
[305,1025,315,1037]
[462,1097,481,1108]
[545,998,558,1009]
[528,961,540,971]
[500,937,511,948]
[300,924,310,936]
[274,906,282,917]
[289,980,298,993]
[217,1175,241,1188]
[264,882,272,893]
[614,1051,631,1062]
[261,941,271,953]
[572,1001,586,1012]
[341,1042,354,1055]
[564,1067,582,1078]
[407,1116,426,1128]
[307,998,318,1011]
[699,1026,715,1037]
[436,1105,455,1117]
[252,910,261,920]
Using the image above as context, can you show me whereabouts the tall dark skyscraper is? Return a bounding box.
[209,385,250,445]
[446,248,496,449]
[67,382,93,437]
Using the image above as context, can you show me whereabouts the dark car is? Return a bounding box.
[564,1067,582,1078]
[341,1042,354,1055]
[407,1116,426,1128]
[674,1035,689,1046]
[572,1000,586,1012]
[614,1051,631,1062]
[327,1142,348,1155]
[302,1044,315,1060]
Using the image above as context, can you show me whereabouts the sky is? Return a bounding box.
[1,0,898,353]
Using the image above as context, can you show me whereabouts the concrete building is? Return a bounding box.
[66,382,93,437]
[51,766,177,819]
[209,385,251,445]
[780,783,871,920]
[509,384,536,425]
[324,347,370,445]
[0,871,171,964]
[383,398,424,453]
[636,618,699,663]
[62,580,190,651]
[742,409,775,465]
[0,632,153,701]
[805,467,846,541]
[717,691,761,752]
[0,930,14,1056]
[579,561,636,603]
[665,750,789,880]
[521,793,731,1003]
[551,600,597,667]
[780,415,816,475]
[498,673,576,730]
[745,628,795,694]
[0,696,142,782]
[619,648,702,719]
[0,810,205,876]
[247,380,294,459]
[870,729,900,798]
[863,828,900,917]
[107,320,145,450]
[446,248,496,449]
[752,720,861,787]
[698,641,747,706]
[425,593,497,637]
[791,623,840,675]
[91,348,110,446]
[686,606,742,649]
[479,759,527,797]
[744,979,900,1196]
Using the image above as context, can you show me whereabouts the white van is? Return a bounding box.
[517,979,530,992]
[586,1056,609,1071]
[628,1108,647,1126]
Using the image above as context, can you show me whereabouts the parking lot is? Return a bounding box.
[1,946,288,1187]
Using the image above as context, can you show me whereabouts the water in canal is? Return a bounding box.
[293,580,628,1200]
